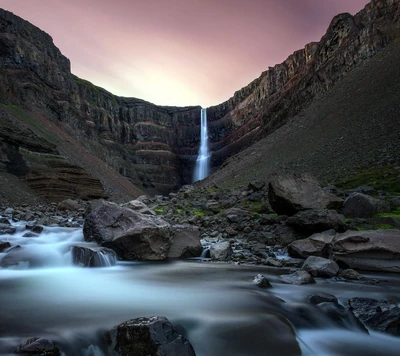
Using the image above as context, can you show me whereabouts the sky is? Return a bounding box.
[1,0,370,107]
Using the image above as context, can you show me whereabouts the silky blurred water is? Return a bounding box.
[1,224,400,355]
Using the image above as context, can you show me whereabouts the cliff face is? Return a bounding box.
[206,0,400,169]
[0,0,399,201]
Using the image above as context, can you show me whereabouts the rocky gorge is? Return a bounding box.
[0,0,400,355]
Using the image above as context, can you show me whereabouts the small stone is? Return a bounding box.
[253,273,272,288]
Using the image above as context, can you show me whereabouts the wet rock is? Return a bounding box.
[15,337,61,355]
[106,316,196,356]
[253,273,272,288]
[281,270,315,285]
[166,225,203,259]
[210,241,232,261]
[268,173,343,216]
[308,293,338,305]
[341,193,390,218]
[0,223,16,235]
[0,241,11,252]
[338,269,365,280]
[348,297,400,336]
[26,224,44,234]
[265,257,285,267]
[0,217,10,224]
[22,232,38,238]
[288,230,336,258]
[331,229,400,273]
[71,245,117,267]
[286,209,346,233]
[301,256,339,278]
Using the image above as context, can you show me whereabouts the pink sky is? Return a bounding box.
[1,0,370,107]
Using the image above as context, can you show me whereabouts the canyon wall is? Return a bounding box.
[0,0,399,200]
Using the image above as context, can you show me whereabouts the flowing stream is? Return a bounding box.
[193,108,210,182]
[1,223,400,355]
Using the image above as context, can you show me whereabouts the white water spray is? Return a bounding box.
[193,108,210,182]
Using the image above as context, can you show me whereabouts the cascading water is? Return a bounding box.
[193,108,210,182]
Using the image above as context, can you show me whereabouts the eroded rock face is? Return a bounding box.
[286,209,346,233]
[331,229,400,273]
[301,256,339,278]
[106,316,196,356]
[268,173,343,216]
[288,230,336,258]
[83,200,201,261]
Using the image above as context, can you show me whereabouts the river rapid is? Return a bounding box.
[0,223,400,355]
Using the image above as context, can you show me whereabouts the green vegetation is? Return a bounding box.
[177,209,184,213]
[193,210,205,217]
[335,164,400,195]
[154,208,164,214]
[375,207,400,220]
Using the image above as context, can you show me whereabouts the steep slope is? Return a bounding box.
[0,0,399,202]
[201,39,400,191]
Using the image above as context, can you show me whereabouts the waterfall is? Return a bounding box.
[193,108,210,182]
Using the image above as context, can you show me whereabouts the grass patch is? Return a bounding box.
[375,207,400,220]
[177,208,184,213]
[193,210,205,217]
[154,208,164,214]
[334,164,400,195]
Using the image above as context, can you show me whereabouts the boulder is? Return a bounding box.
[15,337,61,355]
[301,256,339,278]
[308,293,338,305]
[348,297,400,336]
[57,199,81,212]
[0,223,16,235]
[122,200,155,215]
[281,270,315,285]
[0,241,11,252]
[341,193,390,218]
[71,245,117,267]
[210,241,232,261]
[83,200,201,261]
[106,316,196,356]
[288,230,336,258]
[268,173,343,216]
[286,209,346,233]
[331,229,400,272]
[253,274,272,288]
[338,269,365,280]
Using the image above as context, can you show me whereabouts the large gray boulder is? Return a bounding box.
[268,173,343,216]
[301,256,339,278]
[106,316,196,356]
[15,337,61,355]
[83,200,201,261]
[288,230,336,258]
[286,209,346,233]
[210,241,232,261]
[331,229,400,272]
[281,270,315,285]
[341,192,390,218]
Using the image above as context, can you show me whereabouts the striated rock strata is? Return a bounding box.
[0,0,399,197]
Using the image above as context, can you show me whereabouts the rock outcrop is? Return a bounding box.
[1,0,399,197]
[83,200,202,260]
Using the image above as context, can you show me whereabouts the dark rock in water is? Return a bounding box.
[0,223,16,235]
[83,200,201,261]
[286,209,346,233]
[0,217,11,224]
[348,297,400,336]
[331,229,400,273]
[71,245,117,267]
[26,224,44,234]
[15,337,61,355]
[0,241,11,252]
[268,173,343,216]
[301,256,339,278]
[341,193,390,218]
[22,232,38,238]
[288,229,336,258]
[338,269,365,280]
[106,316,196,356]
[253,274,272,288]
[281,270,315,285]
[317,302,368,332]
[209,241,232,261]
[308,293,338,305]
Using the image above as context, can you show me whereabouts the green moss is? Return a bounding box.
[177,209,184,213]
[334,164,400,195]
[154,208,164,214]
[375,208,400,220]
[193,210,205,217]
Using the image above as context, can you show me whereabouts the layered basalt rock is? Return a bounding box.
[0,0,399,197]
[206,0,400,169]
